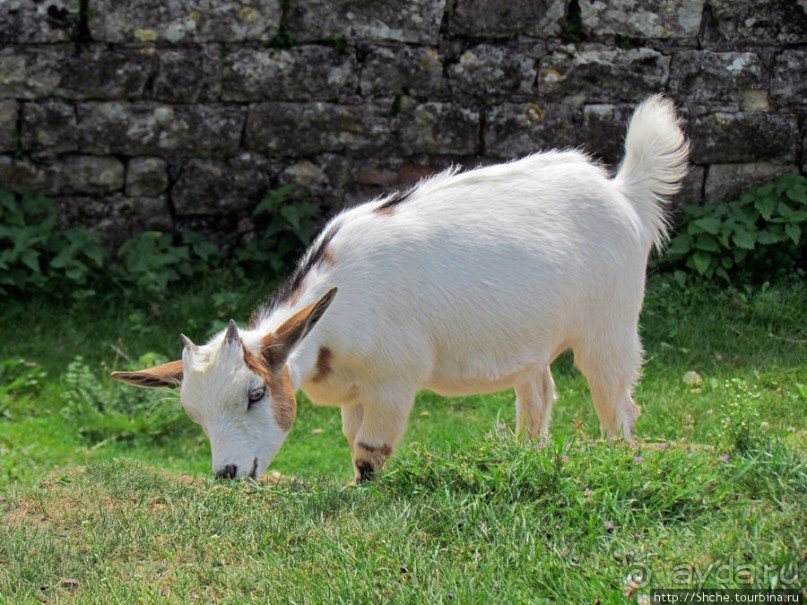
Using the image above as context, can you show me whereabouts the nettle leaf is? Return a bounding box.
[756,230,785,245]
[785,185,807,206]
[693,217,722,235]
[785,223,801,245]
[692,251,712,275]
[732,229,756,250]
[280,205,303,231]
[682,205,706,219]
[20,249,41,273]
[84,244,106,268]
[754,196,776,221]
[253,184,296,217]
[666,234,692,257]
[777,201,794,219]
[695,234,720,253]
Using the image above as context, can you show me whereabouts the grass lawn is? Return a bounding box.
[0,273,804,602]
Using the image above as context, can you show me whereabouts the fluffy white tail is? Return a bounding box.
[615,95,690,251]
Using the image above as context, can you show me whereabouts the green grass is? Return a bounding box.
[0,274,805,601]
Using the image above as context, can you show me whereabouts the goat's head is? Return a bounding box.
[112,288,337,480]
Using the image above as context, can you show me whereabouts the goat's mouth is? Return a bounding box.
[249,457,259,480]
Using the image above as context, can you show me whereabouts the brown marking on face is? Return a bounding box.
[242,344,271,383]
[269,365,296,431]
[242,345,296,432]
[356,441,392,457]
[311,346,332,383]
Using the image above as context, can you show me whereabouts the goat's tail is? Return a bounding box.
[614,95,689,251]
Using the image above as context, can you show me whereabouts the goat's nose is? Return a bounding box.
[215,464,238,479]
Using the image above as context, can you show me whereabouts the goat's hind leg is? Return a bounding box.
[574,329,642,441]
[514,366,556,440]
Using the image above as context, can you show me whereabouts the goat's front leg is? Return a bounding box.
[341,403,364,457]
[351,390,415,483]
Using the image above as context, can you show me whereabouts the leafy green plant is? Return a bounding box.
[1,184,319,301]
[662,173,806,283]
[61,355,188,445]
[0,358,47,418]
[236,184,319,273]
[113,230,223,297]
[0,191,106,297]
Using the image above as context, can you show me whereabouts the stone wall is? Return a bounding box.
[1,0,805,248]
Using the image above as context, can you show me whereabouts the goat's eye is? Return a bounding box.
[247,387,266,409]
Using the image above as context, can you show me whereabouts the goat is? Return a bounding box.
[112,95,689,482]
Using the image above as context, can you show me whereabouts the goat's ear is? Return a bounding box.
[111,359,183,388]
[262,287,337,369]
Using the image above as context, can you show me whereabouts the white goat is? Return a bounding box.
[113,95,689,482]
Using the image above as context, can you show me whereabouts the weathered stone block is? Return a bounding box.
[0,155,123,195]
[449,45,538,99]
[278,160,332,200]
[705,0,807,46]
[0,46,151,100]
[287,0,446,44]
[674,165,706,208]
[78,103,245,156]
[126,158,169,197]
[739,90,770,113]
[245,102,393,155]
[0,47,61,99]
[153,47,221,103]
[580,104,634,164]
[580,0,704,42]
[704,163,797,204]
[61,46,153,99]
[360,46,448,98]
[91,0,281,43]
[398,101,480,155]
[60,156,126,194]
[539,47,670,103]
[550,49,666,101]
[172,154,272,214]
[21,101,78,157]
[0,156,52,194]
[669,51,766,107]
[451,0,566,38]
[0,101,17,152]
[689,112,799,164]
[485,102,583,158]
[0,0,80,43]
[221,47,358,102]
[771,50,807,109]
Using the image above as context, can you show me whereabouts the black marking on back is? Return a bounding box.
[375,188,414,214]
[253,223,340,322]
